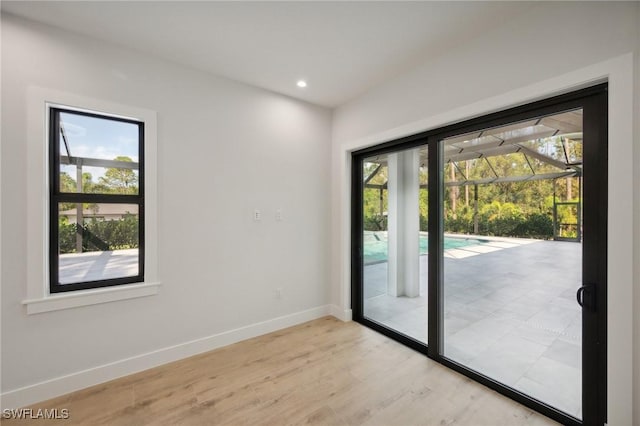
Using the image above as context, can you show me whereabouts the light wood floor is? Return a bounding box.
[3,317,558,426]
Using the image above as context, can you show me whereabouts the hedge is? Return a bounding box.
[59,215,139,253]
[363,211,553,240]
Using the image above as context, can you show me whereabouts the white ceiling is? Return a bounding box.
[2,1,533,108]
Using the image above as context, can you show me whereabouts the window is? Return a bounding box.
[49,108,145,293]
[23,88,158,314]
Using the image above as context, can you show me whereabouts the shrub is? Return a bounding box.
[364,214,387,231]
[420,215,429,232]
[514,213,554,239]
[443,203,553,240]
[446,215,473,234]
[58,215,139,253]
[363,202,553,240]
[59,220,77,253]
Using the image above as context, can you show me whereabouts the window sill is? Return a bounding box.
[22,282,161,315]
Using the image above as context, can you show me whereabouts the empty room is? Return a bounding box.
[1,2,639,425]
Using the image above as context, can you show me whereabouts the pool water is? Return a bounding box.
[363,234,487,264]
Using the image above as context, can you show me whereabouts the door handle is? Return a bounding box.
[576,284,596,311]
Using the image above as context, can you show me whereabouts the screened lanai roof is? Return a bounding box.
[364,109,583,188]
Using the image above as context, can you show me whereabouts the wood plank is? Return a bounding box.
[2,317,558,426]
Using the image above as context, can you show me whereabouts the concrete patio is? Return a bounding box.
[363,237,582,419]
[59,248,139,284]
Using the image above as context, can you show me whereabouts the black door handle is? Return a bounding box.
[576,286,585,306]
[576,284,595,311]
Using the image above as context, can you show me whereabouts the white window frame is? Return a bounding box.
[23,88,160,314]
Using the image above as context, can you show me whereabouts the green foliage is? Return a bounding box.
[364,215,387,231]
[58,215,139,254]
[59,173,77,211]
[98,156,138,194]
[58,156,140,254]
[59,157,138,195]
[419,214,428,232]
[58,217,76,253]
[419,189,428,231]
[439,205,553,239]
[515,213,554,239]
[445,213,473,234]
[60,172,77,192]
[363,181,562,239]
[362,153,580,240]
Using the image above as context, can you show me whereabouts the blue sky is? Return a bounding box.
[60,112,139,182]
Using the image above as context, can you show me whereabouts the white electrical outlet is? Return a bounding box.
[253,209,261,221]
[275,209,283,221]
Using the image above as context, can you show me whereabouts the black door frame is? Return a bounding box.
[351,84,607,426]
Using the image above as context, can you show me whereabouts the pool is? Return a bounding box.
[363,233,487,264]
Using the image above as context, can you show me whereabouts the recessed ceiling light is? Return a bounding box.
[296,80,307,88]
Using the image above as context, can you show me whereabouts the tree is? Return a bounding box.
[59,172,77,211]
[99,156,138,194]
[60,171,76,192]
[84,171,110,194]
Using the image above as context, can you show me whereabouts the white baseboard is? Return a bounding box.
[1,304,335,410]
[329,304,352,321]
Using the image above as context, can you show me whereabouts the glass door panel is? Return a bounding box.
[362,146,428,343]
[441,109,584,419]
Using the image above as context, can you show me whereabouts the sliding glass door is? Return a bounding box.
[359,146,429,344]
[440,109,586,419]
[352,85,607,425]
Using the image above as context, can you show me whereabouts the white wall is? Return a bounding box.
[0,8,4,415]
[331,2,639,424]
[333,2,638,145]
[634,3,640,422]
[1,13,331,402]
